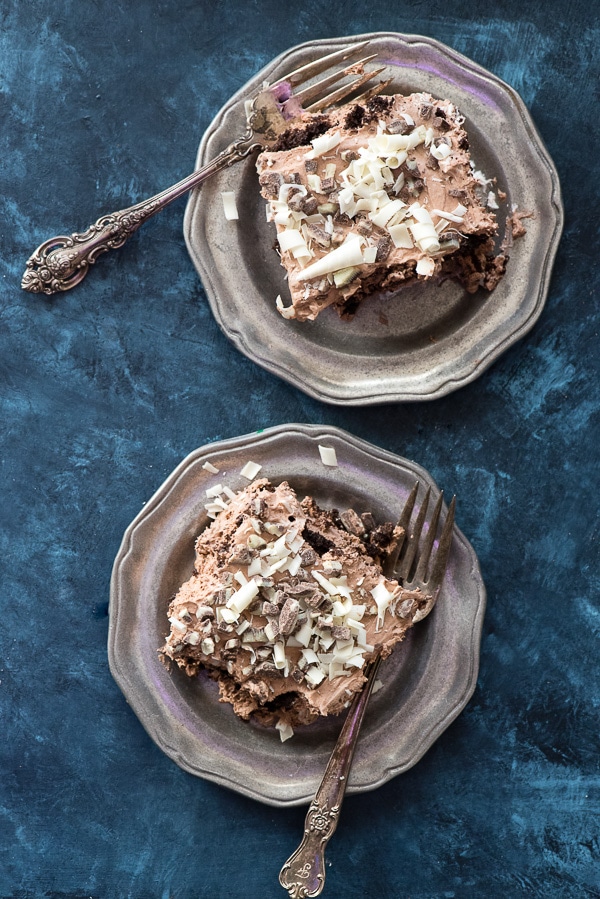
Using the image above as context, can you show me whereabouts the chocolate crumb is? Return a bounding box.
[344,104,365,129]
[302,526,335,556]
[366,95,393,115]
[271,115,332,152]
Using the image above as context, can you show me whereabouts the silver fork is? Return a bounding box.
[22,42,388,296]
[279,482,456,899]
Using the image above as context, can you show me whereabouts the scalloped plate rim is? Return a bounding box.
[108,424,486,806]
[183,32,563,405]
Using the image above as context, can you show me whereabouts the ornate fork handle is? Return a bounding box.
[279,653,382,898]
[21,132,258,296]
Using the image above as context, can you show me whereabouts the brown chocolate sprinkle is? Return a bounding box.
[304,158,318,174]
[331,625,352,641]
[301,196,319,215]
[279,598,300,635]
[304,591,326,609]
[262,601,280,616]
[355,215,373,236]
[229,547,254,565]
[300,547,317,567]
[287,192,305,212]
[307,223,332,248]
[361,512,376,532]
[319,177,336,194]
[387,118,414,135]
[339,509,366,537]
[284,582,316,596]
[258,171,283,199]
[375,235,393,262]
[419,103,433,119]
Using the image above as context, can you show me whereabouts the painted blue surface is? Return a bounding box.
[0,1,598,897]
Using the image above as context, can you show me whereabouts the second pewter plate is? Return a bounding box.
[108,424,486,807]
[184,32,562,405]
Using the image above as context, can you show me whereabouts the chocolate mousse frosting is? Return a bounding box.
[160,479,431,739]
[256,92,508,321]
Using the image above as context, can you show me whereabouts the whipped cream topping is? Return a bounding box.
[257,92,504,321]
[160,478,429,737]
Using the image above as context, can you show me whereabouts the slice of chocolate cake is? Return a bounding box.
[256,92,507,321]
[160,478,429,739]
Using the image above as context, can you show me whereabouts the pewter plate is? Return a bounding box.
[184,33,562,405]
[108,424,485,806]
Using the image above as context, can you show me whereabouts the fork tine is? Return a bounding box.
[413,491,444,584]
[397,487,431,583]
[305,66,388,113]
[293,54,378,105]
[384,481,418,576]
[271,41,370,88]
[427,495,456,593]
[351,78,393,105]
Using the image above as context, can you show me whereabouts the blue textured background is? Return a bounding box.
[1,1,598,897]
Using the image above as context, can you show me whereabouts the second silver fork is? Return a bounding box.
[22,41,388,296]
[279,482,456,899]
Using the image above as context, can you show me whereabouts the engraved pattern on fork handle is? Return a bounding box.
[279,653,382,898]
[21,133,258,296]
